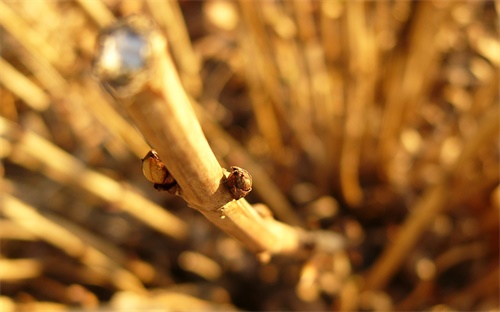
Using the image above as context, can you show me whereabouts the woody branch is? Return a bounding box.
[92,16,345,258]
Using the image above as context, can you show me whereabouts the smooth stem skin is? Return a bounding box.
[96,18,345,256]
[124,40,304,255]
[130,89,229,211]
[131,74,225,210]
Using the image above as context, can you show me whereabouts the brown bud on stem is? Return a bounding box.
[226,166,252,200]
[141,150,179,194]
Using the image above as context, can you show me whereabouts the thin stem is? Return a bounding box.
[195,102,304,227]
[146,0,202,96]
[0,57,50,111]
[1,194,146,294]
[364,104,499,291]
[0,117,188,241]
[76,0,116,28]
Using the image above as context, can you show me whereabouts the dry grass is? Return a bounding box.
[0,0,499,311]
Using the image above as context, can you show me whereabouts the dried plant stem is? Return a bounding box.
[319,2,345,191]
[81,80,151,159]
[0,1,60,68]
[128,79,303,256]
[110,290,238,311]
[340,1,377,207]
[443,264,499,308]
[364,104,499,291]
[195,104,304,227]
[0,57,50,111]
[146,0,201,96]
[76,0,116,28]
[378,2,448,176]
[396,242,487,310]
[364,182,447,291]
[106,18,344,256]
[293,0,335,192]
[1,50,149,160]
[0,117,188,241]
[130,93,306,256]
[238,0,286,163]
[0,4,67,99]
[395,280,433,311]
[1,194,147,294]
[0,220,37,241]
[0,258,42,280]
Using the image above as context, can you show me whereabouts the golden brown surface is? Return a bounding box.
[0,1,498,311]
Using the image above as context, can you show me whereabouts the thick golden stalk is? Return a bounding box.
[92,16,344,257]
